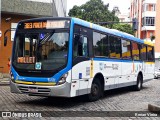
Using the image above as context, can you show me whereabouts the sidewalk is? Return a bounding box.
[0,73,10,85]
[148,102,160,112]
[148,78,160,113]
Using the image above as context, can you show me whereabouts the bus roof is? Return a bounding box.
[72,17,154,47]
[17,17,154,47]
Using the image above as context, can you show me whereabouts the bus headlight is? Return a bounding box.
[57,72,68,85]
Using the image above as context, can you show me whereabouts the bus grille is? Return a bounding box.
[18,86,51,96]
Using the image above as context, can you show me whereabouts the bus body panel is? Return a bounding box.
[143,62,155,82]
[10,68,72,97]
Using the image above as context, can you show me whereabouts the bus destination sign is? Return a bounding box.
[24,20,70,29]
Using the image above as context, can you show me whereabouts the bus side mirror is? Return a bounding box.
[4,36,8,46]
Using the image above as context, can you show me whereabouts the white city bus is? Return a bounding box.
[7,17,155,101]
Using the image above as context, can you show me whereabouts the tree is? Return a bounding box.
[112,24,135,35]
[68,0,119,23]
[150,35,155,41]
[68,0,134,35]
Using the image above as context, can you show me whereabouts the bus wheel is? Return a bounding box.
[88,79,102,101]
[134,74,143,91]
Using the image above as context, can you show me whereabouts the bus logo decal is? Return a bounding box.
[35,62,42,70]
[86,67,90,76]
[112,64,118,70]
[48,78,55,82]
[99,63,104,70]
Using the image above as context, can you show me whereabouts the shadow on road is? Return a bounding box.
[16,86,150,109]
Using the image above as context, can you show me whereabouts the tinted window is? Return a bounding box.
[73,34,88,57]
[109,36,121,59]
[147,46,154,61]
[93,32,109,57]
[14,32,69,71]
[140,45,147,61]
[121,39,131,59]
[93,32,101,56]
[102,34,109,57]
[132,42,140,60]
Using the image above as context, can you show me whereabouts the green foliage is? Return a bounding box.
[68,0,119,23]
[150,35,155,41]
[112,24,135,35]
[68,0,134,35]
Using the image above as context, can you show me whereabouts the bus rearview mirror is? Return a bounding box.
[4,36,8,46]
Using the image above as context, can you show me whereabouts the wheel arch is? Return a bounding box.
[92,72,105,91]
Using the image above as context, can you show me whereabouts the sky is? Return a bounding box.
[26,0,131,16]
[67,0,131,15]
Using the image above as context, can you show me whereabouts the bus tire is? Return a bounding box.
[134,74,143,91]
[87,79,102,101]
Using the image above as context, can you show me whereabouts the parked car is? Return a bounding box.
[154,68,160,79]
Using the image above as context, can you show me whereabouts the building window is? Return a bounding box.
[150,32,153,38]
[142,17,155,26]
[151,4,156,11]
[143,4,155,12]
[11,23,18,41]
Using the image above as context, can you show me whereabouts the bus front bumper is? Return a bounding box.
[10,80,71,97]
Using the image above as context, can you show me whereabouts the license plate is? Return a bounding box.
[28,88,38,93]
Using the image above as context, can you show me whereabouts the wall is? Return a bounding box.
[141,30,155,39]
[1,0,54,17]
[155,0,160,58]
[0,13,31,73]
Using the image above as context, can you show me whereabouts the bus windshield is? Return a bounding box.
[13,31,69,71]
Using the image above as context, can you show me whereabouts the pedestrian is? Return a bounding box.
[7,58,11,73]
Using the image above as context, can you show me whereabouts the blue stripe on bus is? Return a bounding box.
[93,58,143,63]
[11,67,56,82]
[11,66,71,83]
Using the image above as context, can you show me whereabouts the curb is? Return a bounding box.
[148,103,160,113]
[0,78,10,86]
[0,82,10,86]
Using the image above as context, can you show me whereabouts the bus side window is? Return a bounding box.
[131,42,140,60]
[147,46,154,61]
[140,45,147,61]
[121,39,131,59]
[73,34,80,57]
[82,37,88,57]
[73,34,88,57]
